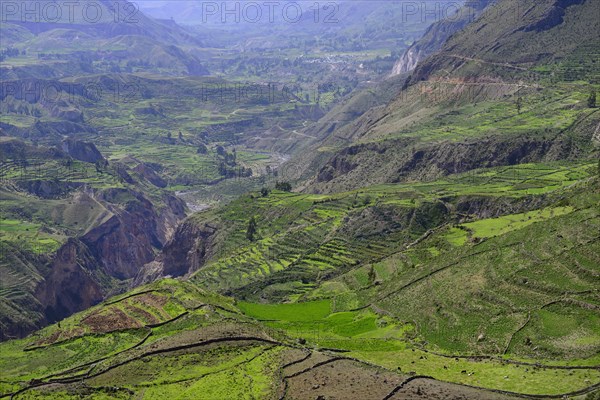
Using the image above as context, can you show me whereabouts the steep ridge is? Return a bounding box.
[391,0,495,75]
[407,0,599,84]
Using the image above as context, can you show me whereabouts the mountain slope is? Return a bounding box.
[407,0,600,84]
[392,0,495,75]
[290,0,599,194]
[1,0,599,397]
[0,0,208,78]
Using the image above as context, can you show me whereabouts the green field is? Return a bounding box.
[0,219,62,254]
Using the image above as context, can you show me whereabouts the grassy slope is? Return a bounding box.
[86,161,597,397]
[1,256,598,399]
[184,161,596,298]
[1,1,599,397]
[189,163,599,393]
[1,171,598,397]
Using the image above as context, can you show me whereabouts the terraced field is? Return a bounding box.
[236,299,600,396]
[1,74,319,194]
[1,276,597,399]
[1,0,598,397]
[3,156,597,398]
[98,162,597,398]
[184,161,597,302]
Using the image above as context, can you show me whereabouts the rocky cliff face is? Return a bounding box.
[308,134,582,193]
[61,138,105,163]
[391,0,495,76]
[0,138,189,339]
[134,218,218,285]
[82,189,186,279]
[392,45,422,76]
[29,188,187,331]
[35,239,105,325]
[133,162,167,188]
[15,180,83,199]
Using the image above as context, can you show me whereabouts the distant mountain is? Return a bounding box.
[2,0,203,45]
[138,0,458,49]
[1,0,208,77]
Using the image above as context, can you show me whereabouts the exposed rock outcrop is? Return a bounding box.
[133,162,167,188]
[35,239,105,324]
[391,0,494,76]
[134,218,218,285]
[61,138,105,163]
[15,180,83,199]
[26,188,187,335]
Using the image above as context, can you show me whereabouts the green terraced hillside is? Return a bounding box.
[1,0,599,398]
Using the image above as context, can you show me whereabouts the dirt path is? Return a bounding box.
[447,54,530,71]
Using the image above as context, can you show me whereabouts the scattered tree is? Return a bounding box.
[260,187,270,197]
[588,90,597,108]
[196,143,208,154]
[368,265,376,285]
[218,161,227,176]
[246,216,257,241]
[516,95,523,114]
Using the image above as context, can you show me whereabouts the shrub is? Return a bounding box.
[275,181,292,192]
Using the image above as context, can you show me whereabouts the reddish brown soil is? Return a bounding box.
[82,308,143,333]
[124,304,160,325]
[285,358,405,399]
[389,378,515,400]
[283,356,516,400]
